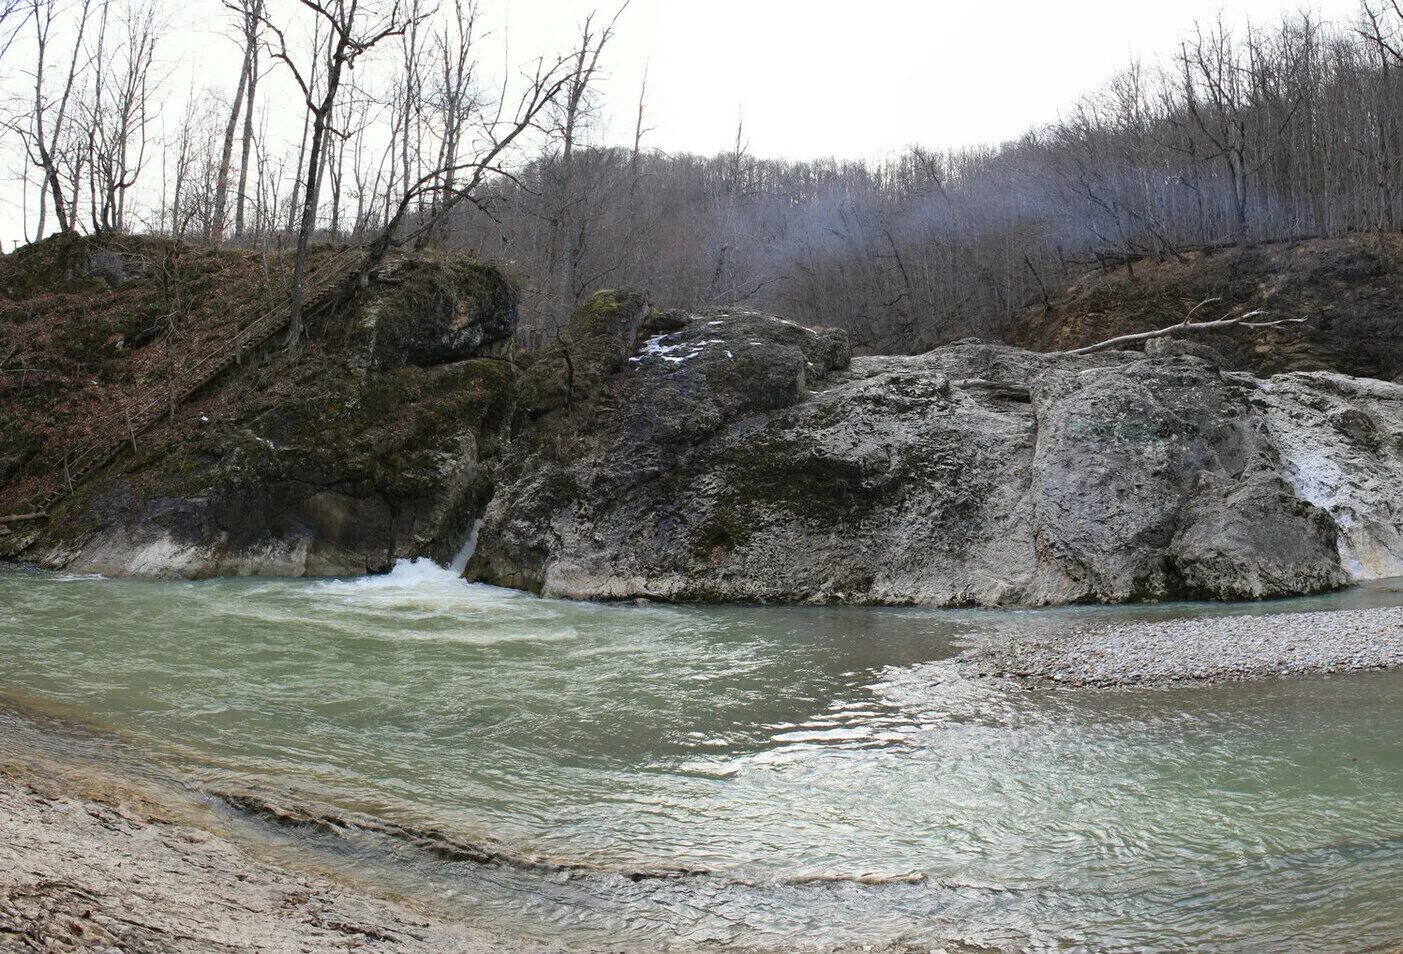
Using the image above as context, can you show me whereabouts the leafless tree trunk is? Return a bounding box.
[262,0,404,346]
[548,7,622,309]
[83,0,160,233]
[22,0,94,237]
[233,22,260,239]
[1065,299,1305,354]
[211,0,260,242]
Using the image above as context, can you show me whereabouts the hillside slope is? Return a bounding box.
[1009,236,1403,380]
[0,234,519,575]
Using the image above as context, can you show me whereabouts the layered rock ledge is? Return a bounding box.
[0,758,547,953]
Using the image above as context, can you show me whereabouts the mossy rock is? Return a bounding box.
[0,233,107,299]
[360,256,519,369]
[514,289,650,421]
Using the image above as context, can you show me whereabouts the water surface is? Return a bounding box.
[3,560,1403,950]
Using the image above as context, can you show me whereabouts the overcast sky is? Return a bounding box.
[0,0,1367,248]
[519,0,1364,158]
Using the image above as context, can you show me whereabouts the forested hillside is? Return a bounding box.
[8,1,1403,352]
[459,10,1403,351]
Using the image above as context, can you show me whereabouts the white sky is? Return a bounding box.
[520,0,1364,157]
[0,0,1367,248]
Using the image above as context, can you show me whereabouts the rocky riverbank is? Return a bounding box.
[961,605,1403,687]
[7,234,1403,608]
[466,301,1403,606]
[0,755,553,953]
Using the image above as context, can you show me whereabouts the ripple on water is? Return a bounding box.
[6,562,1403,949]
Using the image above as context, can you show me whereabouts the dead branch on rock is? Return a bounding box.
[0,512,47,524]
[1065,298,1308,355]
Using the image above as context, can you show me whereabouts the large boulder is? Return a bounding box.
[358,257,518,370]
[1169,472,1346,599]
[1024,355,1260,603]
[468,310,1403,606]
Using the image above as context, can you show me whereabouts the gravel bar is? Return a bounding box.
[961,605,1403,688]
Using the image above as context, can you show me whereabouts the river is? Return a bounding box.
[3,559,1403,950]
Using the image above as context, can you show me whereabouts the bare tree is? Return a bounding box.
[232,5,263,239]
[547,6,623,310]
[18,0,95,237]
[260,0,407,346]
[417,0,478,241]
[0,0,28,62]
[1178,21,1254,239]
[211,0,262,241]
[83,0,162,232]
[364,50,574,270]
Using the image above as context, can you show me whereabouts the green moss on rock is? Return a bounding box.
[514,289,650,423]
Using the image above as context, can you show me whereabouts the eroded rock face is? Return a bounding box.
[15,270,1403,603]
[27,358,513,579]
[1256,372,1403,579]
[1169,472,1345,600]
[358,257,518,370]
[468,301,1400,606]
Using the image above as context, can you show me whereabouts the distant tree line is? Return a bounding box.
[471,7,1403,351]
[7,1,1403,352]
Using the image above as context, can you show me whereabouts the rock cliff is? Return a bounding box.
[1,237,516,577]
[467,295,1400,605]
[4,234,1403,604]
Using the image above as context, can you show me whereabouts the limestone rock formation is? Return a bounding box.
[6,238,1402,603]
[467,295,1394,605]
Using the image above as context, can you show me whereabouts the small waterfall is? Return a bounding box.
[448,519,484,575]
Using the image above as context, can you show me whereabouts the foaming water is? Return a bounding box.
[5,561,1403,950]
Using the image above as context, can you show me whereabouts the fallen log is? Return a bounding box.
[0,512,48,525]
[1065,299,1307,356]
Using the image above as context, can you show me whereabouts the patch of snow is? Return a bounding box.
[629,333,724,367]
[629,333,689,364]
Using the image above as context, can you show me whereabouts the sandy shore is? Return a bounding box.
[0,756,561,953]
[961,605,1403,688]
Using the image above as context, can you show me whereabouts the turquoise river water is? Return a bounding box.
[3,560,1403,950]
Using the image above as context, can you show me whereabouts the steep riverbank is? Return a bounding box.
[6,234,1403,608]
